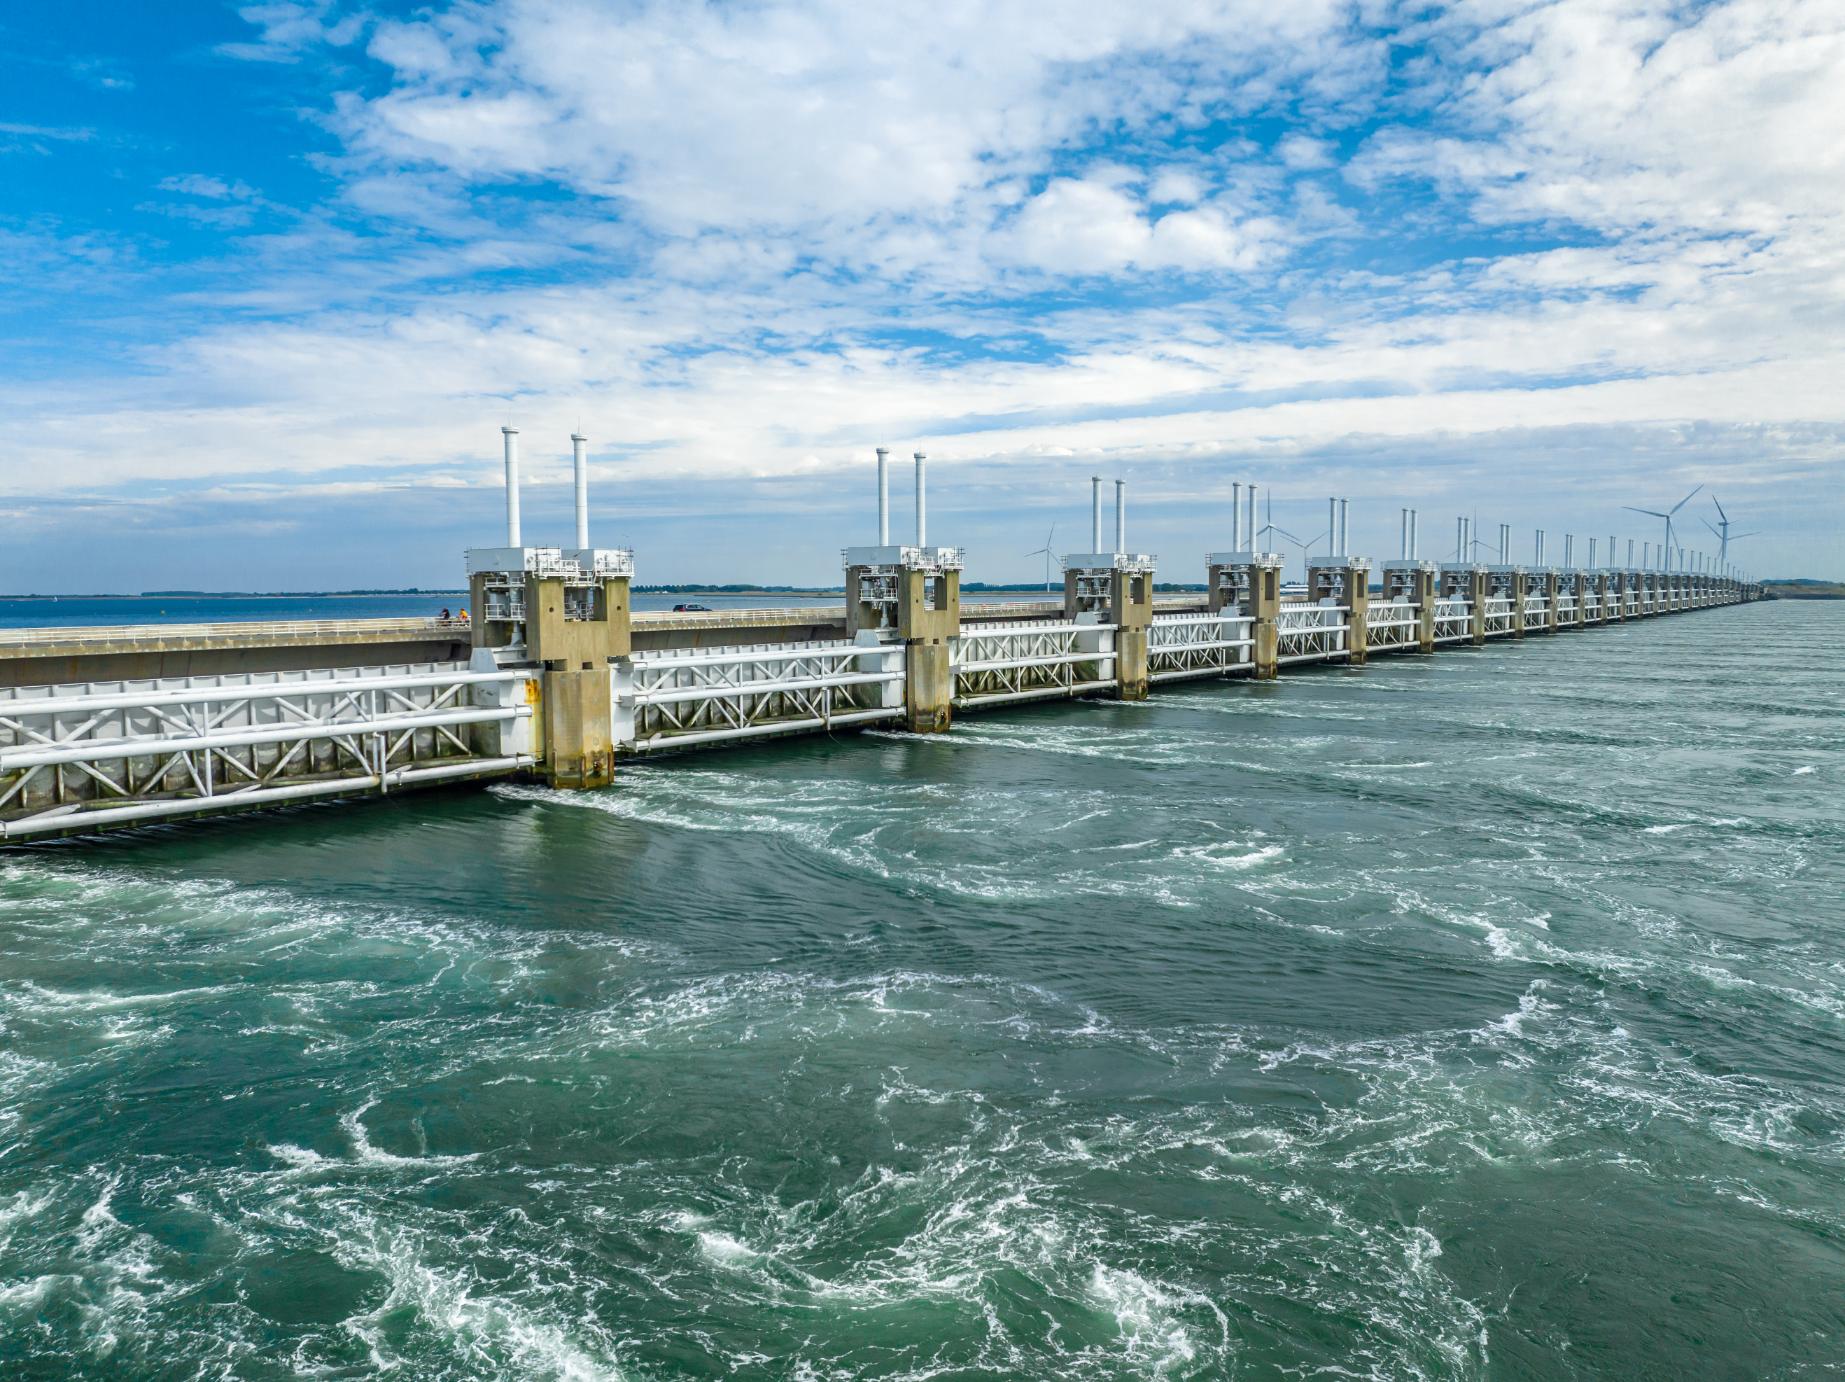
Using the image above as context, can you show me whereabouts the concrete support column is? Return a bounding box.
[527,573,631,790]
[1509,572,1528,639]
[1207,555,1280,678]
[1310,558,1371,665]
[1442,566,1486,646]
[1410,566,1436,653]
[899,566,959,733]
[542,668,614,789]
[1539,571,1559,634]
[1248,563,1281,678]
[1348,581,1371,665]
[1111,568,1153,700]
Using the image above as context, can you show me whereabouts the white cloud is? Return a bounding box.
[1148,170,1206,205]
[217,1,366,63]
[157,174,258,201]
[1277,133,1334,169]
[332,0,1372,238]
[6,0,1843,583]
[1000,177,1280,274]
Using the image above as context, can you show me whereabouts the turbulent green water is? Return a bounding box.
[2,601,1839,1378]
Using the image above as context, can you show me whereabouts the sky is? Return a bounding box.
[1,0,1841,592]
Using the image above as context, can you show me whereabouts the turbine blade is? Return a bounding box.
[1669,484,1703,515]
[1623,506,1667,518]
[1711,495,1728,522]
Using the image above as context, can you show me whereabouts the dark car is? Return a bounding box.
[673,602,713,612]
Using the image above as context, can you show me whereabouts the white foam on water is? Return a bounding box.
[1793,765,1816,775]
[1170,841,1283,871]
[339,1227,628,1381]
[263,1102,482,1176]
[341,1101,482,1170]
[1085,1262,1210,1371]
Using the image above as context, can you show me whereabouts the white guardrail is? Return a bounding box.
[1363,599,1419,653]
[1148,611,1253,683]
[954,620,1117,706]
[1275,605,1348,665]
[0,663,532,837]
[1433,598,1472,643]
[615,641,904,751]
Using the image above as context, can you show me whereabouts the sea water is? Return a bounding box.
[1,600,1839,1377]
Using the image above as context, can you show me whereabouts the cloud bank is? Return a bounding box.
[2,0,1841,586]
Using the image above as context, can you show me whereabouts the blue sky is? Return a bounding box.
[2,0,1840,591]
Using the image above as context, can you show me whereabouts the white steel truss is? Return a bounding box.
[1433,598,1472,643]
[954,620,1115,706]
[617,641,903,752]
[0,663,532,838]
[1275,605,1348,665]
[1147,612,1254,683]
[1483,597,1516,637]
[1363,600,1419,655]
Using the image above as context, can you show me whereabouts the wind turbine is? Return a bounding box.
[1623,485,1702,569]
[1025,523,1058,592]
[1256,492,1285,550]
[1703,496,1758,564]
[1270,524,1323,584]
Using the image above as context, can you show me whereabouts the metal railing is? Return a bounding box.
[955,620,1116,706]
[1364,599,1419,654]
[1484,597,1516,637]
[616,641,903,751]
[1148,612,1253,682]
[1275,605,1347,664]
[0,663,530,837]
[1433,598,1472,643]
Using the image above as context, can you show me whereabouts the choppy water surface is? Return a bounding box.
[2,601,1840,1378]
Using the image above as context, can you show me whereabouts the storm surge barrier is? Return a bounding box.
[0,558,1759,841]
[0,440,1764,840]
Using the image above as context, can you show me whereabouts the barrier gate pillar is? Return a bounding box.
[1065,551,1156,700]
[1440,563,1488,646]
[466,545,633,790]
[845,543,964,733]
[1536,568,1559,634]
[1209,550,1283,679]
[1309,556,1371,665]
[1383,560,1438,654]
[1490,566,1527,638]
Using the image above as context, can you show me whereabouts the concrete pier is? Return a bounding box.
[1310,558,1371,665]
[1061,550,1156,699]
[467,546,633,789]
[1382,560,1438,654]
[1209,553,1283,679]
[845,545,964,733]
[1440,563,1489,646]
